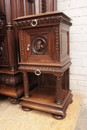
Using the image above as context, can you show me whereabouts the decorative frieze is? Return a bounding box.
[15,15,72,29]
[0,73,22,85]
[19,65,60,73]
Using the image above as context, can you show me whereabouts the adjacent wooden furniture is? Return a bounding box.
[15,11,72,119]
[39,0,57,13]
[0,0,36,103]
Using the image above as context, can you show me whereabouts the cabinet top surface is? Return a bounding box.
[14,11,71,21]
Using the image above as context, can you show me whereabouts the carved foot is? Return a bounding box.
[52,113,66,120]
[9,97,20,104]
[22,106,32,111]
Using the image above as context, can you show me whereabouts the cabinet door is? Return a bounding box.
[19,26,57,64]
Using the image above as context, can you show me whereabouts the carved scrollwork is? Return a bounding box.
[0,73,23,85]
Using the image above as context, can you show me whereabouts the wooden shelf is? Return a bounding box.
[20,87,72,116]
[0,84,23,98]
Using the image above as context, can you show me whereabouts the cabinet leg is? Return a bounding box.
[56,74,63,105]
[23,72,30,98]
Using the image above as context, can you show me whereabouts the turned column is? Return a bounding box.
[23,72,30,98]
[55,73,63,105]
[39,0,57,13]
[4,0,17,71]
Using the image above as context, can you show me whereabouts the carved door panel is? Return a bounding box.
[0,36,9,66]
[19,27,58,64]
[0,15,9,67]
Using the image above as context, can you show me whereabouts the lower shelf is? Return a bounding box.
[0,83,23,98]
[20,87,73,118]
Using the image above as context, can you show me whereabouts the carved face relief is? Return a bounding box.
[32,37,48,54]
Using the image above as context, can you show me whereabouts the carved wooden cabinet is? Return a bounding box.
[0,0,36,103]
[0,14,9,66]
[15,12,72,119]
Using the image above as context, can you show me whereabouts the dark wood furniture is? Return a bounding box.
[15,11,72,119]
[0,0,36,103]
[39,0,57,13]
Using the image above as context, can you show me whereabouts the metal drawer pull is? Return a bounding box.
[31,19,37,27]
[35,69,41,76]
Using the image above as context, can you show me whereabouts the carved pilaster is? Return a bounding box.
[55,27,60,62]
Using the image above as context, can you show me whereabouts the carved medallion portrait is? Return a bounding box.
[32,37,48,55]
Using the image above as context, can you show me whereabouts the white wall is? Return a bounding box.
[58,0,87,94]
[35,0,87,94]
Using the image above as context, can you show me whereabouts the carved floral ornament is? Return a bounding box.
[0,74,22,85]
